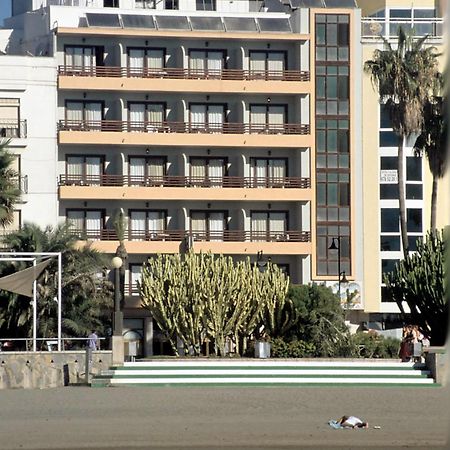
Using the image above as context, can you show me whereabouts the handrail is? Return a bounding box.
[70,229,311,243]
[58,119,310,135]
[59,174,311,189]
[58,65,311,82]
[361,17,444,39]
[0,119,27,138]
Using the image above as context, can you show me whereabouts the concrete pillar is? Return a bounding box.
[144,317,153,357]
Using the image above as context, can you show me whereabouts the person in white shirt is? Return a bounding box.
[337,416,368,428]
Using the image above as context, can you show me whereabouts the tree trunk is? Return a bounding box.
[398,137,409,258]
[430,175,438,231]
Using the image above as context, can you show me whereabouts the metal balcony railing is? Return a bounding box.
[58,65,311,82]
[13,175,28,194]
[58,120,310,135]
[59,174,311,189]
[361,17,444,40]
[0,120,27,139]
[71,229,311,243]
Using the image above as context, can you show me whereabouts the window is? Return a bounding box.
[128,102,165,131]
[189,103,225,132]
[135,0,155,8]
[64,46,103,71]
[249,104,286,132]
[196,0,216,11]
[380,184,399,199]
[0,98,20,138]
[190,157,226,186]
[315,14,349,62]
[406,157,422,181]
[379,131,398,147]
[407,208,422,233]
[67,210,104,240]
[65,101,103,129]
[104,0,119,7]
[315,66,349,115]
[249,51,286,78]
[380,235,400,252]
[165,0,179,9]
[127,48,165,75]
[251,158,287,187]
[128,264,143,296]
[188,50,225,78]
[250,211,288,241]
[381,258,399,274]
[190,211,226,241]
[128,156,166,186]
[66,155,104,185]
[129,210,166,241]
[381,208,399,232]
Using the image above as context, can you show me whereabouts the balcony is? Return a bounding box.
[58,119,311,148]
[58,66,311,94]
[72,229,312,255]
[58,174,311,202]
[361,17,444,41]
[0,120,27,139]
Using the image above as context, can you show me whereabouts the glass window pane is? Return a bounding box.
[326,76,337,98]
[327,183,338,205]
[380,184,399,199]
[381,208,399,232]
[406,157,422,181]
[326,23,337,45]
[337,129,349,153]
[408,235,422,251]
[337,23,349,45]
[390,9,411,18]
[339,182,350,206]
[382,259,399,274]
[406,184,423,200]
[316,77,325,98]
[317,183,326,204]
[407,208,422,232]
[316,47,326,61]
[316,24,326,44]
[317,130,326,152]
[380,235,400,251]
[380,104,392,128]
[327,130,337,152]
[380,131,399,147]
[381,156,397,170]
[326,47,338,61]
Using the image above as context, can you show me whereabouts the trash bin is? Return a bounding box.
[255,341,271,359]
[124,340,140,362]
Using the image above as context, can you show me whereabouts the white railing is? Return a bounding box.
[45,0,103,7]
[361,18,444,40]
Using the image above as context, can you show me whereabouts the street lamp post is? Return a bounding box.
[328,237,348,299]
[111,256,124,365]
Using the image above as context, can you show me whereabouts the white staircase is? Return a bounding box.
[92,360,436,387]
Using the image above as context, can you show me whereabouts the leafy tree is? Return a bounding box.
[364,27,439,257]
[0,223,113,346]
[413,75,447,230]
[140,251,289,356]
[285,284,353,357]
[0,139,21,228]
[384,230,446,345]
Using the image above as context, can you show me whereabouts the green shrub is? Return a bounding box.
[271,338,316,358]
[351,333,400,358]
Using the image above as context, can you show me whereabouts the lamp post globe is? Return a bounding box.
[111,256,123,270]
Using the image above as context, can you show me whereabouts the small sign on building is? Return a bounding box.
[380,169,398,183]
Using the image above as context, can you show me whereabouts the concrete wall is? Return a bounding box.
[424,347,448,386]
[0,351,112,389]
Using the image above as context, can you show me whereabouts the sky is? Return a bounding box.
[0,0,12,27]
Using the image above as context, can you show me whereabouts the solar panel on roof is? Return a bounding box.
[223,17,258,32]
[86,13,121,27]
[258,17,292,32]
[265,0,285,12]
[324,0,357,7]
[156,16,190,30]
[121,14,155,29]
[190,17,224,31]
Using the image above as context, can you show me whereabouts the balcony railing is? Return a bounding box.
[59,174,311,189]
[361,18,444,40]
[58,66,311,82]
[58,120,310,135]
[72,229,311,243]
[13,175,28,194]
[0,120,27,139]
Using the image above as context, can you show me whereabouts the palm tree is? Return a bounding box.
[0,223,113,346]
[364,27,439,257]
[413,75,447,230]
[0,139,21,228]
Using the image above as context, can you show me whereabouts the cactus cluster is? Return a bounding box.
[384,230,447,345]
[139,251,289,356]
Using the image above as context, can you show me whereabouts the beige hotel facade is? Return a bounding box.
[0,0,447,355]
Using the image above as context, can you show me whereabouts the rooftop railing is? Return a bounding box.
[361,17,444,40]
[71,228,311,243]
[58,120,310,135]
[58,65,311,82]
[59,174,311,189]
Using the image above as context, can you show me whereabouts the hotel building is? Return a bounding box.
[0,0,446,354]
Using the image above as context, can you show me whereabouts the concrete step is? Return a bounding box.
[92,360,436,388]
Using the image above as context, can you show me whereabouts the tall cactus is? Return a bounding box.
[139,251,289,356]
[384,230,447,345]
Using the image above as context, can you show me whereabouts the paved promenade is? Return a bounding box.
[0,386,447,449]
